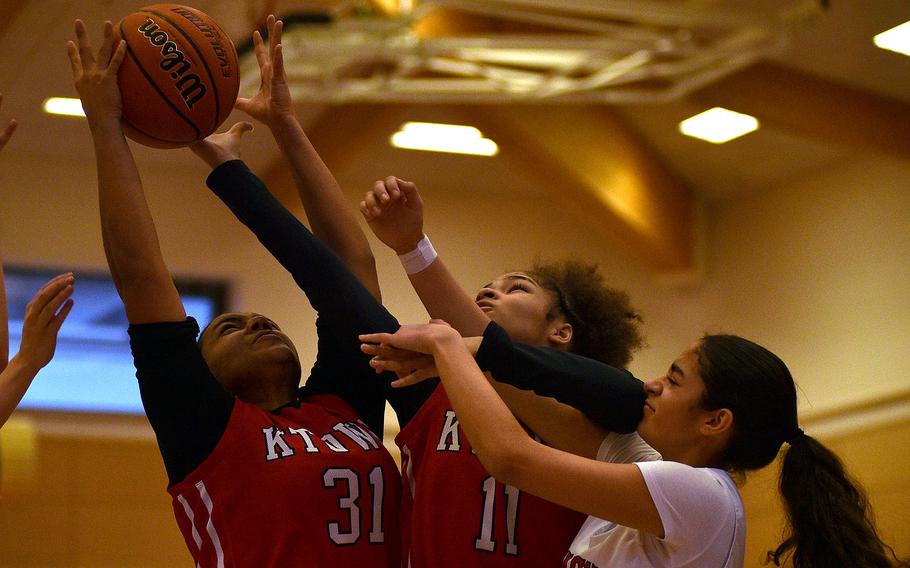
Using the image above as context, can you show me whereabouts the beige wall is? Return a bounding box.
[1,139,909,565]
[705,154,910,413]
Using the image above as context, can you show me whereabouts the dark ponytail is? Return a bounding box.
[697,335,902,568]
[770,434,901,568]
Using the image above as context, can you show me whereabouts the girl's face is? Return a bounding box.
[637,346,716,462]
[475,272,567,347]
[199,312,301,397]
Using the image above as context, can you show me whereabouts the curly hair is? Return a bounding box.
[526,259,644,369]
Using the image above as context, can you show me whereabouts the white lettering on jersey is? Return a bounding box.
[322,433,349,453]
[262,427,295,461]
[436,410,461,451]
[334,422,380,451]
[288,427,320,453]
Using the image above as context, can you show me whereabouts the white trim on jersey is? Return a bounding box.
[197,481,226,568]
[176,481,226,568]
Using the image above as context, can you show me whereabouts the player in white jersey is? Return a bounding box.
[363,326,906,568]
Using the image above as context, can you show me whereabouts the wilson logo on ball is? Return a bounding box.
[137,18,206,108]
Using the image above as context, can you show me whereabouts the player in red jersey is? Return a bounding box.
[360,178,647,567]
[68,18,425,566]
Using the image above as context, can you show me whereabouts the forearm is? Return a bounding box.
[430,332,533,475]
[269,115,380,299]
[0,356,40,427]
[477,323,645,433]
[408,257,490,336]
[493,382,606,459]
[91,121,183,323]
[431,342,659,534]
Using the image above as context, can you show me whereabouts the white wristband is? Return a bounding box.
[398,235,437,275]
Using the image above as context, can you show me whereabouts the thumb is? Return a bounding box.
[230,121,254,135]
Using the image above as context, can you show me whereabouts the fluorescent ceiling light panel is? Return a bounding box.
[678,107,759,144]
[43,97,85,117]
[874,21,910,57]
[391,121,499,156]
[456,48,587,69]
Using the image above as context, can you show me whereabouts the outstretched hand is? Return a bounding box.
[0,94,17,152]
[67,19,126,128]
[189,121,254,169]
[235,15,293,126]
[360,176,426,255]
[14,273,75,373]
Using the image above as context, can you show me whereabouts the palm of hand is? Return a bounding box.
[241,61,293,124]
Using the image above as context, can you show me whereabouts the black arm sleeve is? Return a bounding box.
[475,322,646,433]
[205,160,434,430]
[129,318,235,485]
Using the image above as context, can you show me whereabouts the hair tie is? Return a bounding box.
[786,427,805,445]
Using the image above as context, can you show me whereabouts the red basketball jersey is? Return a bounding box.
[397,385,585,567]
[168,393,401,567]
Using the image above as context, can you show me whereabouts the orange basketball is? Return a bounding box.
[115,4,239,148]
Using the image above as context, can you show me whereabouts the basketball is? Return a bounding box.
[115,4,239,148]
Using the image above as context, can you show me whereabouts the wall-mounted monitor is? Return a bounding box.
[5,267,227,414]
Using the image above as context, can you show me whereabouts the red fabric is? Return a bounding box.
[168,394,401,567]
[397,385,585,567]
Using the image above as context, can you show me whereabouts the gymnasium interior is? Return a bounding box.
[0,1,908,566]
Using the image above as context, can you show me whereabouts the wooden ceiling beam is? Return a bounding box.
[260,101,695,273]
[694,61,910,160]
[475,104,696,273]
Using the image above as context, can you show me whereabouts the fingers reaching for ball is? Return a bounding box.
[68,19,125,128]
[73,9,240,148]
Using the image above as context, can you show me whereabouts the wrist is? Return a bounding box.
[392,235,424,256]
[429,326,464,357]
[398,235,436,274]
[7,353,42,377]
[267,112,300,133]
[88,115,123,134]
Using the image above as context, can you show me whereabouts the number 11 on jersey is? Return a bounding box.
[475,475,521,555]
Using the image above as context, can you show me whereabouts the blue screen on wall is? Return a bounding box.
[5,267,227,414]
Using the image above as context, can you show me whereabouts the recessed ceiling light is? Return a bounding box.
[874,21,910,57]
[43,97,85,117]
[678,107,759,144]
[390,122,499,156]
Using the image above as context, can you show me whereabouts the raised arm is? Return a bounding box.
[0,274,74,427]
[362,323,663,537]
[236,16,380,299]
[361,177,489,335]
[70,21,236,485]
[190,124,435,430]
[68,20,184,324]
[0,100,77,427]
[361,177,642,449]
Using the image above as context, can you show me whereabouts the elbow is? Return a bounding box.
[477,436,536,487]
